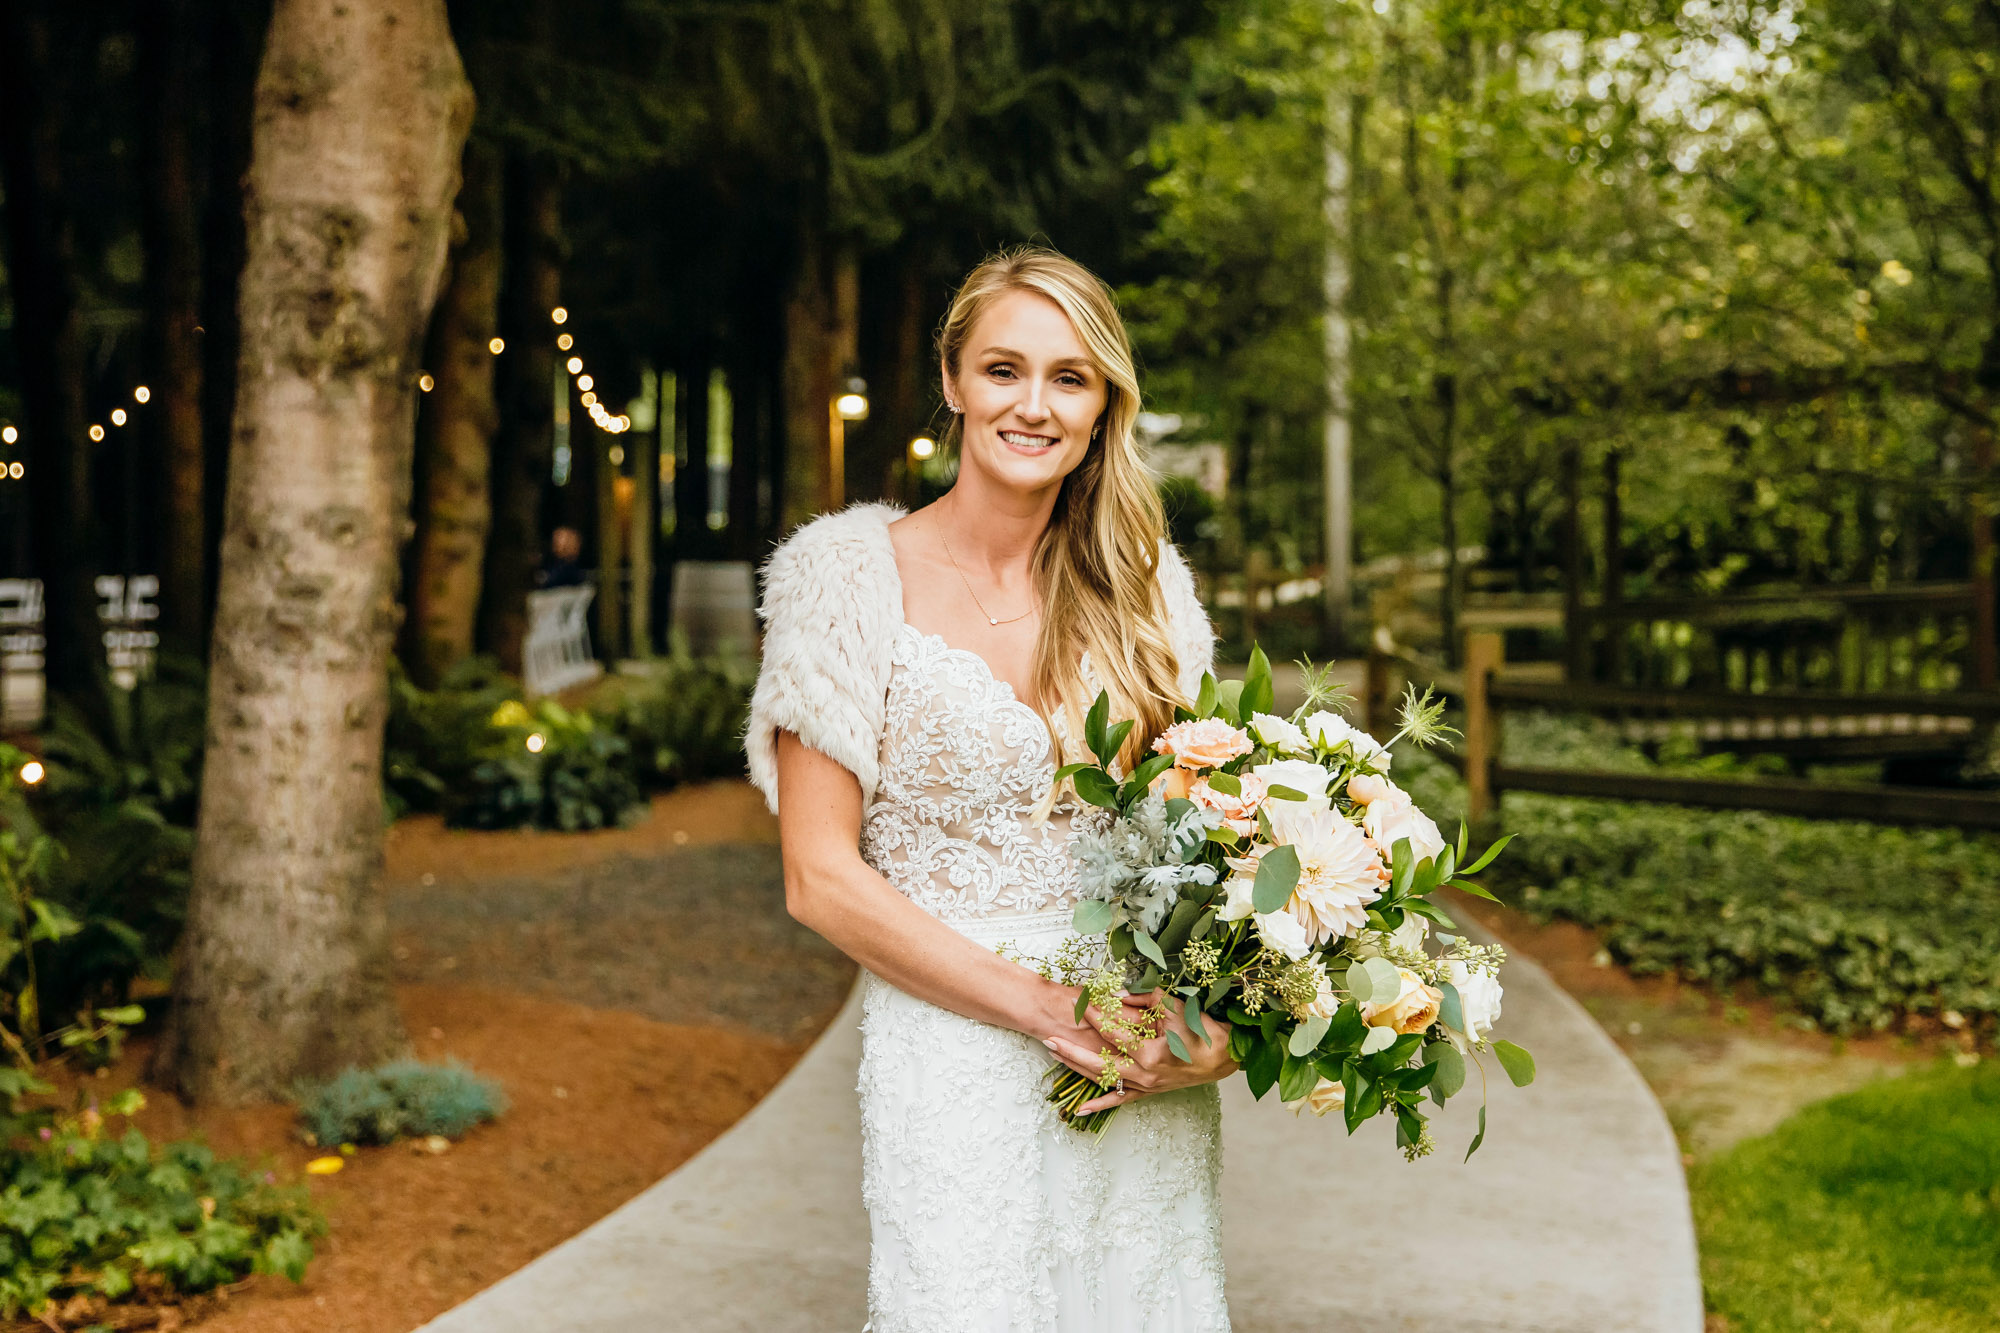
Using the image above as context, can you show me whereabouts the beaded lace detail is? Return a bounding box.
[853,622,1230,1331]
[860,624,1106,923]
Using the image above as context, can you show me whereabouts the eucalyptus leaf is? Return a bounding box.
[1132,931,1168,969]
[1422,1040,1467,1101]
[1252,843,1301,914]
[1342,962,1376,1005]
[1288,1013,1332,1056]
[1465,1102,1488,1161]
[1437,980,1465,1034]
[1360,1024,1397,1055]
[1165,1029,1192,1063]
[1264,783,1308,801]
[1205,771,1242,796]
[1493,1040,1537,1087]
[1185,1004,1210,1046]
[1071,898,1115,934]
[1360,956,1402,1001]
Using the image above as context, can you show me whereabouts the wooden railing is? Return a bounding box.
[1455,631,2000,832]
[1578,581,1991,695]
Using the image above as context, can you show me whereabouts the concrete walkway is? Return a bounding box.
[419,925,1703,1333]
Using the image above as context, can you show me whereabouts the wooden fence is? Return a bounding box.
[1438,631,2000,832]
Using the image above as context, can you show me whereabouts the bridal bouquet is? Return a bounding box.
[1041,648,1533,1161]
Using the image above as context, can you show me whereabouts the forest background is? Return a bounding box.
[1,0,1997,1095]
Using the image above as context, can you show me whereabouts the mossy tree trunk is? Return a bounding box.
[157,0,474,1105]
[406,137,501,687]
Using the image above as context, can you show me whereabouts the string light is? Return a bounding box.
[5,462,21,480]
[911,435,936,460]
[580,391,597,407]
[576,374,593,392]
[488,337,505,355]
[134,386,151,404]
[2,426,15,444]
[418,373,435,392]
[557,333,573,351]
[89,425,105,442]
[550,307,568,324]
[16,760,42,785]
[110,409,127,426]
[566,357,583,375]
[525,733,546,753]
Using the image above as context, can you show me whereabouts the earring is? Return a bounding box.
[948,403,962,415]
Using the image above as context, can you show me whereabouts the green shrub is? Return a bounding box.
[602,642,754,787]
[1398,713,2000,1036]
[1693,1059,2000,1331]
[0,1070,324,1320]
[295,1059,506,1148]
[464,698,645,831]
[383,656,521,819]
[15,663,206,1018]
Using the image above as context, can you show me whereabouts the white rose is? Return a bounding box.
[1362,794,1446,865]
[1353,910,1431,962]
[1249,712,1311,756]
[1441,957,1503,1049]
[1251,759,1333,813]
[1255,909,1313,960]
[1219,873,1258,922]
[1300,711,1391,770]
[1288,1076,1346,1118]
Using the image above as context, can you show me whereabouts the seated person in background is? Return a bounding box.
[536,526,587,589]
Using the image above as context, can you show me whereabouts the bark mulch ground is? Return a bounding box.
[32,781,855,1333]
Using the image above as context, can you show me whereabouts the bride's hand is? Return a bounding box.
[1043,992,1237,1116]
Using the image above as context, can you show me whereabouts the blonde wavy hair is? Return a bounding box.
[936,245,1185,775]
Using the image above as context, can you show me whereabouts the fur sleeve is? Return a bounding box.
[1156,540,1217,702]
[743,503,906,814]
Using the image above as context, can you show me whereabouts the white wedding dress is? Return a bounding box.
[854,623,1230,1332]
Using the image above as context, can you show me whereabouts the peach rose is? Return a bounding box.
[1151,765,1195,801]
[1189,771,1268,837]
[1152,718,1253,771]
[1346,772,1402,806]
[1362,792,1446,866]
[1289,1077,1346,1118]
[1361,966,1443,1036]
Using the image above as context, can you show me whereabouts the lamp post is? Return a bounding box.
[829,375,869,509]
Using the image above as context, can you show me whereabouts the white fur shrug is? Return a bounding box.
[742,502,1216,813]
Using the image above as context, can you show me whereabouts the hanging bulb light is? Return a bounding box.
[89,425,105,442]
[133,386,151,404]
[2,426,17,444]
[566,357,583,375]
[551,307,568,324]
[488,337,505,355]
[419,373,435,392]
[557,333,573,351]
[111,409,127,426]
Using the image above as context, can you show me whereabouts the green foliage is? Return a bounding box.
[1693,1059,2000,1332]
[465,699,645,832]
[384,656,522,819]
[386,659,650,831]
[16,663,207,1019]
[598,643,755,787]
[0,1076,323,1320]
[1401,714,2000,1035]
[294,1059,507,1149]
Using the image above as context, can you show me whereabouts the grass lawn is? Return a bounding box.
[1694,1058,2000,1332]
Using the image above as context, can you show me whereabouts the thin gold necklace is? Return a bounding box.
[936,513,1036,627]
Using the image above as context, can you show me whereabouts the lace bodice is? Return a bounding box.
[860,624,1108,923]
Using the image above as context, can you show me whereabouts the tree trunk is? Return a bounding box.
[595,429,624,660]
[0,1,104,703]
[627,368,659,657]
[782,223,833,529]
[158,0,474,1105]
[406,137,501,687]
[477,157,562,673]
[1321,83,1354,655]
[141,0,210,654]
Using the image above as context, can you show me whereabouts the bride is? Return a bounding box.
[745,246,1236,1331]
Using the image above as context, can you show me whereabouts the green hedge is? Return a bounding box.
[1397,713,2000,1036]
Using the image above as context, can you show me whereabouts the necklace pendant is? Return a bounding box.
[988,617,999,626]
